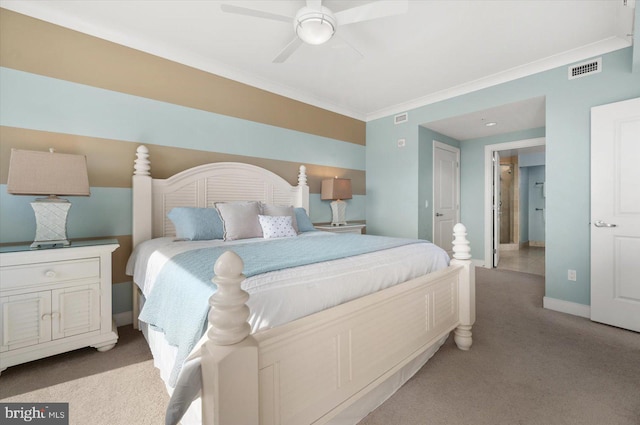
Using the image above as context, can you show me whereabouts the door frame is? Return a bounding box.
[483,137,545,268]
[493,150,501,267]
[432,141,460,251]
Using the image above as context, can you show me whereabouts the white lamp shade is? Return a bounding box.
[7,149,90,197]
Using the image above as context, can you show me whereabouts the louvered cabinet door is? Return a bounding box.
[0,291,52,352]
[51,284,100,339]
[0,240,119,373]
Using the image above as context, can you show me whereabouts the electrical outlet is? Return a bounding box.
[397,138,406,148]
[568,269,577,281]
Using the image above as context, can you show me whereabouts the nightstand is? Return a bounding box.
[0,239,119,374]
[314,224,366,234]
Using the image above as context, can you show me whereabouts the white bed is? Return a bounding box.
[128,145,475,425]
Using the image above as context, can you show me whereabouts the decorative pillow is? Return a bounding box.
[214,201,263,241]
[258,215,297,239]
[294,207,316,232]
[167,207,224,240]
[261,203,298,233]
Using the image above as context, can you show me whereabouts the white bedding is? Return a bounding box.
[127,232,450,334]
[127,233,450,424]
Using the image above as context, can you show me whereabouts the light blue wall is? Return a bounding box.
[0,68,365,171]
[0,67,367,315]
[528,166,546,243]
[0,67,367,246]
[367,47,640,307]
[519,151,546,167]
[366,119,421,238]
[459,127,546,259]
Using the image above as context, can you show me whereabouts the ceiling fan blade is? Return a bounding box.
[273,37,304,63]
[334,0,408,26]
[334,34,363,60]
[306,0,322,10]
[220,4,292,24]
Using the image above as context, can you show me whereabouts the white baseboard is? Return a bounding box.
[114,311,133,327]
[543,297,590,319]
[530,240,545,247]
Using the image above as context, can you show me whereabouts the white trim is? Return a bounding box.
[543,296,591,319]
[1,2,630,122]
[484,138,546,268]
[114,311,133,327]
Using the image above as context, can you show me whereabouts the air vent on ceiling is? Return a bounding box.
[394,112,408,124]
[568,57,602,80]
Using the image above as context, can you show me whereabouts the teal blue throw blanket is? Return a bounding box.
[139,233,425,386]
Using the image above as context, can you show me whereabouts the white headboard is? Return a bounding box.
[131,145,310,247]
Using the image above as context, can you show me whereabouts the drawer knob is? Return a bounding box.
[41,313,51,320]
[45,270,57,278]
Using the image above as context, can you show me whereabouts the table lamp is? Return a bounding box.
[321,177,352,226]
[7,148,90,248]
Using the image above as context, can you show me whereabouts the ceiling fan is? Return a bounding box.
[221,0,409,63]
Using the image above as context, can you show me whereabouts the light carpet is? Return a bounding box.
[1,268,638,425]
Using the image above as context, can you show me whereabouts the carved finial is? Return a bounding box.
[207,251,251,345]
[134,145,151,176]
[452,223,471,260]
[298,165,308,186]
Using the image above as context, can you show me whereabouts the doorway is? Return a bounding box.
[484,138,546,274]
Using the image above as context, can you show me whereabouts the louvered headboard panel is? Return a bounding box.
[145,161,309,239]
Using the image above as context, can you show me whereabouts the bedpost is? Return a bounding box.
[450,223,476,351]
[132,145,152,330]
[132,145,152,247]
[201,251,259,425]
[296,165,310,212]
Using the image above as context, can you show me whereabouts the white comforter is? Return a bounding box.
[127,232,450,333]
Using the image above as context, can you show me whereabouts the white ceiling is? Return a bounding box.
[423,96,546,141]
[1,0,635,134]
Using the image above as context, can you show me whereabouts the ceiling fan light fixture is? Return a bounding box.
[294,6,336,45]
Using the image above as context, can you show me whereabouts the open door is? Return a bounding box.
[492,151,501,267]
[590,97,640,332]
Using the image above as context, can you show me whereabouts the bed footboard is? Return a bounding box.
[200,224,475,425]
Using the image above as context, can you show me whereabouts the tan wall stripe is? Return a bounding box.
[0,9,365,146]
[0,126,366,195]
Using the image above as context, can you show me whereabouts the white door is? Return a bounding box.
[493,151,501,267]
[590,97,640,332]
[433,142,460,254]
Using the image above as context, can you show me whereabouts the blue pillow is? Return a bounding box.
[167,207,224,240]
[294,207,316,232]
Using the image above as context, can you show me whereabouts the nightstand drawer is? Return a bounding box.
[0,258,100,290]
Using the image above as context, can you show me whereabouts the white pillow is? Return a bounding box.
[214,201,262,241]
[260,203,298,233]
[258,215,297,239]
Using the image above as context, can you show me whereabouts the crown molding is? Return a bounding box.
[365,36,631,122]
[1,2,631,123]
